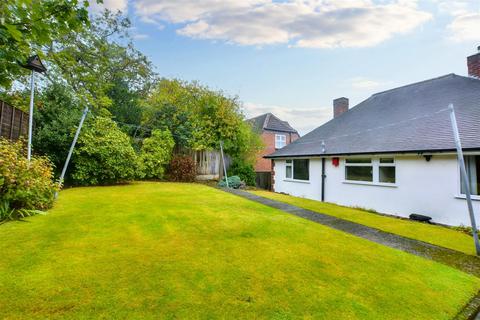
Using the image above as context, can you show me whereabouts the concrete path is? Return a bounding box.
[224,188,480,276]
[222,188,480,319]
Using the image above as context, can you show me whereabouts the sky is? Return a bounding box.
[92,0,480,135]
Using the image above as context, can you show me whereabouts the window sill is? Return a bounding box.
[284,179,310,184]
[455,194,480,201]
[342,180,397,188]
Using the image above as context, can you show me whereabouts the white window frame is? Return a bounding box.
[343,157,396,186]
[285,159,310,182]
[457,153,480,201]
[286,160,293,179]
[275,134,287,149]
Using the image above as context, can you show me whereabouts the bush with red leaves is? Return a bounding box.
[168,155,196,182]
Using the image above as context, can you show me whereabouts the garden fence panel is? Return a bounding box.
[0,100,29,141]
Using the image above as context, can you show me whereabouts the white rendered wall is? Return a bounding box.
[274,159,323,201]
[273,155,480,226]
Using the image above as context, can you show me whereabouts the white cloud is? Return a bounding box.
[133,0,431,48]
[243,102,332,135]
[133,33,149,40]
[350,77,382,89]
[447,12,480,42]
[437,0,471,16]
[89,0,128,13]
[435,1,480,42]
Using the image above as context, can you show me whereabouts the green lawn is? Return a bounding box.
[249,190,478,256]
[0,182,479,319]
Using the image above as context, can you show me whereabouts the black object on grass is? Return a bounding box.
[409,214,432,223]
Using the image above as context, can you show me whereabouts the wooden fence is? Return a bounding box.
[0,100,29,141]
[177,148,231,180]
[255,172,272,190]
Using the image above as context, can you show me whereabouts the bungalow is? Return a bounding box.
[266,48,480,226]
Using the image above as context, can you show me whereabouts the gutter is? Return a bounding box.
[264,148,480,159]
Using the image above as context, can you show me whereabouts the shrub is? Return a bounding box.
[0,138,58,214]
[168,155,196,182]
[228,159,256,186]
[140,129,175,179]
[33,82,83,178]
[72,117,139,185]
[218,175,243,189]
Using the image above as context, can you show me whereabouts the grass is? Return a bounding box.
[0,182,478,319]
[249,189,478,256]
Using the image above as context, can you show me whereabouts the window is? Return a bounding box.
[285,159,309,181]
[286,160,292,179]
[275,134,287,149]
[345,157,396,184]
[379,158,396,183]
[461,155,480,196]
[345,158,373,182]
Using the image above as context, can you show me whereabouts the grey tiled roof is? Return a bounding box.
[267,74,480,158]
[247,113,298,133]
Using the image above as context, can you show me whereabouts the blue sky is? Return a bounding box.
[93,0,480,134]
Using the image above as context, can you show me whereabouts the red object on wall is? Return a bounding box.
[332,157,339,167]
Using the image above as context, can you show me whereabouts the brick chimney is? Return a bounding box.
[333,97,349,118]
[467,46,480,78]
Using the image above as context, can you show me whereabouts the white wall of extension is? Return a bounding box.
[273,154,480,226]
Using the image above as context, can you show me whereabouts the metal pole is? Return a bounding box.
[220,141,229,188]
[27,70,35,161]
[56,106,89,196]
[449,104,480,255]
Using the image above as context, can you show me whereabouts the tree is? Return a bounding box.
[0,0,91,88]
[47,11,155,111]
[72,116,139,185]
[33,82,83,176]
[140,129,175,179]
[143,79,263,162]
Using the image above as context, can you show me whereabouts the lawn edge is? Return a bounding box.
[247,189,478,257]
[455,290,480,320]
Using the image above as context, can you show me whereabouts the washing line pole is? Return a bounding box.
[220,140,229,188]
[55,106,89,198]
[449,104,480,255]
[27,70,35,161]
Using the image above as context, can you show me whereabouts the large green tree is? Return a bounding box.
[143,79,263,162]
[0,0,91,88]
[47,11,155,111]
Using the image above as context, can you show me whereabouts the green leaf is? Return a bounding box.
[4,24,23,41]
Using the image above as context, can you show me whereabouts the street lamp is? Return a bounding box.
[22,55,47,161]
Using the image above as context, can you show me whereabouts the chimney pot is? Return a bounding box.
[333,97,349,118]
[467,46,480,78]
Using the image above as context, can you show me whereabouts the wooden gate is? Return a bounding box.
[255,172,272,190]
[0,100,29,140]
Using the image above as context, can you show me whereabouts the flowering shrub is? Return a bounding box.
[168,155,196,182]
[0,138,58,211]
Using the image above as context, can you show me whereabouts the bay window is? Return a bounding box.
[461,155,480,196]
[285,159,309,181]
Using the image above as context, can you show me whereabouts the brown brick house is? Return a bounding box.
[247,113,299,189]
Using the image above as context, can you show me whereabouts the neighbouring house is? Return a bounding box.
[266,48,480,226]
[0,100,29,141]
[248,113,300,189]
